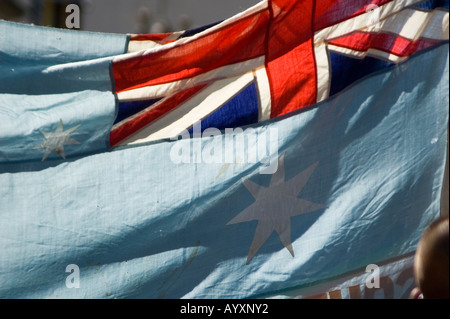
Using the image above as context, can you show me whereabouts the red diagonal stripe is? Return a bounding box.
[130,33,174,41]
[110,84,206,146]
[328,32,440,57]
[113,10,270,93]
[314,0,395,31]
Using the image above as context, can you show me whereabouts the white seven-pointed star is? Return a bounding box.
[34,119,81,161]
[227,154,326,264]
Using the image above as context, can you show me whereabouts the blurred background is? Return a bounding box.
[0,0,262,33]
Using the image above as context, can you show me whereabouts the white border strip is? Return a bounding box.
[315,43,332,103]
[314,0,424,42]
[379,8,449,41]
[254,67,272,122]
[127,40,164,52]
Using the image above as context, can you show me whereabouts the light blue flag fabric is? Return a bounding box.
[0,40,448,299]
[0,20,128,163]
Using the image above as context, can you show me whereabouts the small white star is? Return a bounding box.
[227,154,326,264]
[34,119,81,161]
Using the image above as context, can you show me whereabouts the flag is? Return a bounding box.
[0,0,449,299]
[111,0,450,146]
